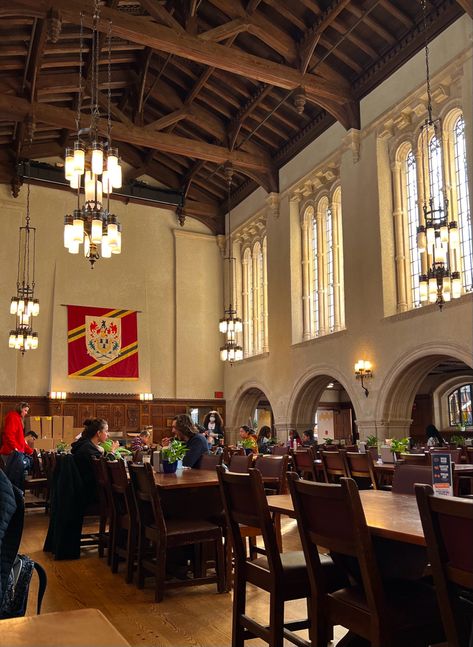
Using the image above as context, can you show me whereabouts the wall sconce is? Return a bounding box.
[139,393,153,401]
[354,360,373,398]
[50,391,66,400]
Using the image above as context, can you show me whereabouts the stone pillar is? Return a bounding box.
[391,160,408,312]
[356,418,413,442]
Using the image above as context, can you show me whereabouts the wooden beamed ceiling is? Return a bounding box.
[0,0,467,232]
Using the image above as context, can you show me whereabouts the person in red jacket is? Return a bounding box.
[0,402,33,458]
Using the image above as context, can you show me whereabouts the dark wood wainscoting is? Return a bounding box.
[0,395,225,443]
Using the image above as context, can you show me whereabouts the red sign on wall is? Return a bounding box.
[214,391,224,399]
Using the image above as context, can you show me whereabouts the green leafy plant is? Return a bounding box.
[365,435,378,448]
[324,438,334,445]
[450,434,466,447]
[389,437,410,454]
[56,440,69,453]
[161,439,188,464]
[100,439,132,460]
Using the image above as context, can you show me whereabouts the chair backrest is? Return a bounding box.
[254,455,289,493]
[292,448,316,481]
[129,462,166,535]
[91,457,112,514]
[392,463,432,494]
[132,449,143,464]
[287,474,387,619]
[196,453,223,470]
[222,445,244,464]
[399,453,429,465]
[415,484,473,647]
[41,452,57,486]
[320,450,349,483]
[217,465,283,577]
[466,447,473,464]
[228,453,253,473]
[270,445,289,456]
[106,460,135,520]
[429,448,462,463]
[31,450,43,478]
[344,451,377,489]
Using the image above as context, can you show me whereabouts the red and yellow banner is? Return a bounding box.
[67,305,139,380]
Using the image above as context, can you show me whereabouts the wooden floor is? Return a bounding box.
[22,509,348,646]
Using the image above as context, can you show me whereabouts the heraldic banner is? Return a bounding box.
[67,305,139,379]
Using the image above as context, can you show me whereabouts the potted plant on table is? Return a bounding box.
[161,439,188,473]
[389,437,410,459]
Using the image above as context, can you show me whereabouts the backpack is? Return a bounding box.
[0,554,47,619]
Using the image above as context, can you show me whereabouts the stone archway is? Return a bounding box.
[229,381,275,442]
[287,367,359,441]
[375,341,473,439]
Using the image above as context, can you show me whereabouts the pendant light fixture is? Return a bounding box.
[64,1,122,268]
[416,0,461,309]
[219,164,243,363]
[8,174,39,353]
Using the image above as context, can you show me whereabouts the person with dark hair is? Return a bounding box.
[202,410,225,446]
[163,414,209,468]
[426,424,445,447]
[257,425,272,453]
[0,402,33,472]
[287,429,302,449]
[71,419,117,504]
[239,425,258,454]
[302,429,315,447]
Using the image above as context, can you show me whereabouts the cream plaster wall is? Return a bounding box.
[0,184,223,398]
[223,15,473,442]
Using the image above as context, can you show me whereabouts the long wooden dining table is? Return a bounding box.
[267,489,425,546]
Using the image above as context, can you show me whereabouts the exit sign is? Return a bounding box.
[214,391,224,399]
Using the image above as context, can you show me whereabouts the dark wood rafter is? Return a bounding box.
[455,0,472,18]
[0,0,462,231]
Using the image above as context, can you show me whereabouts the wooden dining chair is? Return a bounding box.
[292,448,317,481]
[415,484,473,647]
[392,463,433,495]
[129,462,225,602]
[287,474,445,647]
[270,445,290,456]
[253,455,289,494]
[228,453,253,473]
[320,450,349,483]
[344,451,377,490]
[399,452,429,465]
[196,453,223,470]
[466,447,473,464]
[217,465,314,647]
[106,459,138,583]
[90,457,112,560]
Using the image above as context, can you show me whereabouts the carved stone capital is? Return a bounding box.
[216,234,226,257]
[342,128,361,164]
[265,192,280,219]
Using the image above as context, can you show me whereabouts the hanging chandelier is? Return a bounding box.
[8,177,39,353]
[219,164,243,364]
[416,0,461,309]
[64,1,122,268]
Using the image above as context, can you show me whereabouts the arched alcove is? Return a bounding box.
[376,342,473,439]
[288,368,358,443]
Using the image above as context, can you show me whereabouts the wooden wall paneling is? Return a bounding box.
[96,404,111,423]
[410,394,433,440]
[78,403,95,426]
[126,404,140,430]
[111,404,126,433]
[63,403,79,427]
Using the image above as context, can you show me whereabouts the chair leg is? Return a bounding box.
[110,523,119,574]
[98,514,106,558]
[268,595,284,647]
[154,543,166,603]
[232,569,246,647]
[248,536,258,561]
[136,530,146,589]
[125,526,136,584]
[214,536,226,594]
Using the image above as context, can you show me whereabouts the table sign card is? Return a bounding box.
[431,453,453,497]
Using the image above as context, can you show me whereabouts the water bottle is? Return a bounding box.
[293,438,298,451]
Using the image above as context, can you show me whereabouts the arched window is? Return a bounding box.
[448,384,472,427]
[453,115,472,293]
[301,188,344,340]
[240,237,268,358]
[392,109,472,312]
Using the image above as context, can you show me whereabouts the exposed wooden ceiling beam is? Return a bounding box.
[199,18,247,42]
[299,0,351,74]
[0,93,271,174]
[27,18,48,102]
[455,0,472,18]
[144,107,188,131]
[5,0,358,129]
[137,0,185,33]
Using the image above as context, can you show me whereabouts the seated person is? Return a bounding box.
[239,425,258,454]
[257,425,272,453]
[302,429,316,447]
[287,429,302,449]
[131,428,153,453]
[162,414,209,468]
[0,402,33,472]
[71,418,118,504]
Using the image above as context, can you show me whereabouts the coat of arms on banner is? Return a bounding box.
[85,316,121,364]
